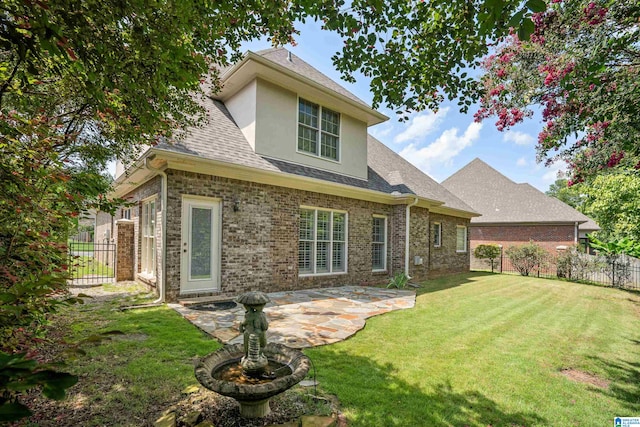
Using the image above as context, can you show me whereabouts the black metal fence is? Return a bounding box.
[68,239,116,285]
[472,251,640,291]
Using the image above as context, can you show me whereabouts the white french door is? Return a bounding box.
[181,196,221,293]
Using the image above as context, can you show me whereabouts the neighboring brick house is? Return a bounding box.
[101,48,479,302]
[441,158,599,263]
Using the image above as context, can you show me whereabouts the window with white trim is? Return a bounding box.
[298,98,340,161]
[433,222,442,248]
[122,207,131,220]
[372,216,387,271]
[456,225,467,253]
[299,208,347,275]
[141,199,156,276]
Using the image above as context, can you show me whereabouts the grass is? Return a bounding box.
[21,291,222,426]
[21,274,640,426]
[306,273,640,426]
[20,288,333,426]
[67,241,94,252]
[68,256,113,278]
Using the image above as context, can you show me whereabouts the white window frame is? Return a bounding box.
[296,97,341,162]
[122,207,131,220]
[372,215,387,272]
[456,225,468,253]
[141,197,157,277]
[433,222,442,248]
[298,206,348,276]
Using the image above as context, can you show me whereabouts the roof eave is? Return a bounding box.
[217,51,388,126]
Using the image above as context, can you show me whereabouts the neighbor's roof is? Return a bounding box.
[441,158,594,224]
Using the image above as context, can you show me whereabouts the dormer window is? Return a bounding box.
[298,98,340,161]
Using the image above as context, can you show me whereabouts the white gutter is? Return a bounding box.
[405,196,419,278]
[145,158,168,304]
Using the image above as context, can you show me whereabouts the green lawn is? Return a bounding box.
[24,274,640,426]
[306,273,640,426]
[69,256,113,278]
[67,241,94,252]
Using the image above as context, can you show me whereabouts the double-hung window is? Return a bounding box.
[456,225,468,253]
[141,198,156,276]
[298,98,340,161]
[299,208,347,275]
[372,216,387,271]
[433,222,442,248]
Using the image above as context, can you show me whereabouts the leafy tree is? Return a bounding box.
[581,171,640,241]
[475,0,640,183]
[473,244,502,272]
[545,179,584,210]
[505,242,548,276]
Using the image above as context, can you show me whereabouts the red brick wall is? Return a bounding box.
[470,224,577,253]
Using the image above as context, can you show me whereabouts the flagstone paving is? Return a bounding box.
[169,286,415,348]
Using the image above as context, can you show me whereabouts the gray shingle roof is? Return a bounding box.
[253,48,371,109]
[441,158,594,224]
[156,97,475,215]
[157,98,280,172]
[367,135,478,213]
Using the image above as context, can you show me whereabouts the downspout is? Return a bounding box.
[574,222,579,244]
[146,158,167,303]
[405,197,419,278]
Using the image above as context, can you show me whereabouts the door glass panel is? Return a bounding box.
[191,207,212,279]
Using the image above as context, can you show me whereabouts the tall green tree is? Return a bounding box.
[581,171,640,241]
[475,0,640,184]
[545,178,584,209]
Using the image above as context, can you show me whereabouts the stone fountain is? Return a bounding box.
[195,291,311,418]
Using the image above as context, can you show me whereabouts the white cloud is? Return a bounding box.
[542,161,567,183]
[393,107,450,144]
[503,130,535,146]
[399,122,483,173]
[516,157,527,167]
[369,123,393,140]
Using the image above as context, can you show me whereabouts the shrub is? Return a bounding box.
[387,273,410,289]
[556,246,595,281]
[505,242,548,276]
[473,244,502,272]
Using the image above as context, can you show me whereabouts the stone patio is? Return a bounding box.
[169,286,416,348]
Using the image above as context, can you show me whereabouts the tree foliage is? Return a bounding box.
[581,171,640,241]
[473,244,502,272]
[545,178,584,209]
[476,0,640,183]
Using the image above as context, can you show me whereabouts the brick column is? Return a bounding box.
[115,219,135,281]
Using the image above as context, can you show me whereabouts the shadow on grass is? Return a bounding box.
[588,355,640,413]
[416,272,496,296]
[309,349,546,427]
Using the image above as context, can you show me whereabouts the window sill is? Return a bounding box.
[372,269,387,274]
[456,250,467,253]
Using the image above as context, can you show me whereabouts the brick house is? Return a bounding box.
[99,48,479,302]
[441,158,599,262]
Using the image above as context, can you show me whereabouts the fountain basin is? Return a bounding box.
[195,342,311,418]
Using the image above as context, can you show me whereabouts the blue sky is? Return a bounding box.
[242,20,566,192]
